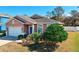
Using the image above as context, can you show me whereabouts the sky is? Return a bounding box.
[0,6,78,30]
[0,6,78,16]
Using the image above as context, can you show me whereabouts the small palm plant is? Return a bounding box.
[32,32,41,43]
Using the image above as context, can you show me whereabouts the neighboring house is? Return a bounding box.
[6,15,62,37]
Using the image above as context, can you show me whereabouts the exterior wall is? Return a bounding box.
[23,24,47,34]
[6,19,23,27]
[23,25,29,34]
[43,24,47,32]
[34,24,37,32]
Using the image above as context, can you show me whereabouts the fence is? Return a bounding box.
[64,26,79,32]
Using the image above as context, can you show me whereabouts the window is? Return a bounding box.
[38,24,42,33]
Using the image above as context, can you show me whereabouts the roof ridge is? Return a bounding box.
[16,16,37,24]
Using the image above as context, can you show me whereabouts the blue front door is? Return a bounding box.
[29,26,32,34]
[0,26,1,30]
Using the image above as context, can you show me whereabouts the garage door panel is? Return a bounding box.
[8,27,23,37]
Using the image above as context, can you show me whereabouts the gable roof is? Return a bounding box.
[32,17,56,22]
[14,15,63,24]
[31,15,62,24]
[15,15,37,24]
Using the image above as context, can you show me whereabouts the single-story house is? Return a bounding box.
[6,15,62,37]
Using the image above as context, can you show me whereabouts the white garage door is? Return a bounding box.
[8,27,24,37]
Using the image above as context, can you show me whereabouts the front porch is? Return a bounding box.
[23,24,37,35]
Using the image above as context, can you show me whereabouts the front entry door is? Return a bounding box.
[29,26,32,34]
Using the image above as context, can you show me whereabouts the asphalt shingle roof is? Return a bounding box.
[14,15,62,24]
[15,16,37,24]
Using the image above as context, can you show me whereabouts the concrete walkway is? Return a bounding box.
[0,40,12,46]
[0,40,22,46]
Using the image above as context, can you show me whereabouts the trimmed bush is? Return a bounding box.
[42,24,68,43]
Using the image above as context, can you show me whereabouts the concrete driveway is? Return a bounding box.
[0,36,18,40]
[0,40,12,46]
[0,36,18,46]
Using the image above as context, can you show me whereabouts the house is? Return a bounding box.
[6,15,62,37]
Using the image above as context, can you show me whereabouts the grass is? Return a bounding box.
[0,42,30,52]
[73,32,79,51]
[0,32,79,52]
[56,32,79,52]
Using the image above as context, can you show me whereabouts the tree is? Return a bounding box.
[64,10,79,26]
[70,10,79,26]
[64,17,72,26]
[51,6,64,21]
[46,11,52,18]
[70,10,78,17]
[31,14,43,19]
[42,24,68,44]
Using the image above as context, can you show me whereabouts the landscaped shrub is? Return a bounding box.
[26,32,41,43]
[31,32,41,43]
[42,24,68,43]
[26,34,33,40]
[18,35,24,39]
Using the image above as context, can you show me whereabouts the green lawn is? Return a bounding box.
[56,32,79,52]
[73,32,79,51]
